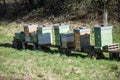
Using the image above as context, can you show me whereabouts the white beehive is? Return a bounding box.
[37,26,52,45]
[38,33,52,45]
[24,24,38,36]
[61,32,74,48]
[25,36,31,42]
[61,32,74,42]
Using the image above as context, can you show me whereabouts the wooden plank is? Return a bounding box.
[104,43,119,51]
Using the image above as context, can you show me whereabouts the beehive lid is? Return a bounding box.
[74,27,90,32]
[15,32,24,40]
[24,24,38,28]
[94,26,112,30]
[54,25,70,29]
[37,26,52,30]
[61,31,74,37]
[15,32,21,36]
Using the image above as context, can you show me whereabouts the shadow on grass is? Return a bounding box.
[70,53,88,58]
[0,43,119,60]
[104,57,120,61]
[38,48,88,59]
[0,43,37,50]
[0,43,13,48]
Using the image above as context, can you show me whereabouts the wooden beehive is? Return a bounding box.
[25,35,38,43]
[15,32,25,41]
[53,25,70,46]
[25,36,31,42]
[94,26,113,49]
[24,24,38,43]
[37,26,52,45]
[31,33,37,43]
[74,27,90,50]
[61,32,74,48]
[24,24,38,37]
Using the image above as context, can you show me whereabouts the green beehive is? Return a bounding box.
[53,25,70,46]
[24,33,37,43]
[31,33,37,43]
[94,26,113,49]
[37,27,52,34]
[74,27,91,49]
[37,26,53,45]
[15,32,25,41]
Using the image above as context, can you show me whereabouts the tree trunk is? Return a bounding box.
[3,0,7,16]
[118,0,120,21]
[28,0,34,5]
[103,10,108,26]
[28,0,35,10]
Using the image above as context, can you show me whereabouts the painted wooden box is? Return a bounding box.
[24,24,38,37]
[15,32,25,41]
[61,32,74,48]
[74,27,90,50]
[94,26,113,49]
[53,25,70,46]
[37,26,52,45]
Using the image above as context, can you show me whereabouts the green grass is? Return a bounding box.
[0,22,120,80]
[113,23,120,44]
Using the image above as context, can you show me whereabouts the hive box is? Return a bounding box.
[74,27,90,50]
[37,26,52,45]
[61,32,74,42]
[15,32,25,41]
[24,24,38,43]
[94,26,113,49]
[24,24,38,36]
[31,33,37,43]
[25,36,31,42]
[38,33,51,45]
[54,25,70,46]
[25,33,37,43]
[61,32,74,48]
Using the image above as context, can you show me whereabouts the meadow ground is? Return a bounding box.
[0,22,120,80]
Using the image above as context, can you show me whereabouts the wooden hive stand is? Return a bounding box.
[105,43,120,60]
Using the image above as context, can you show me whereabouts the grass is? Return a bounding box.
[0,22,120,80]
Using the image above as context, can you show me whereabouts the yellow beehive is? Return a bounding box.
[62,42,74,48]
[74,27,90,49]
[24,24,38,36]
[24,32,30,36]
[61,32,74,48]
